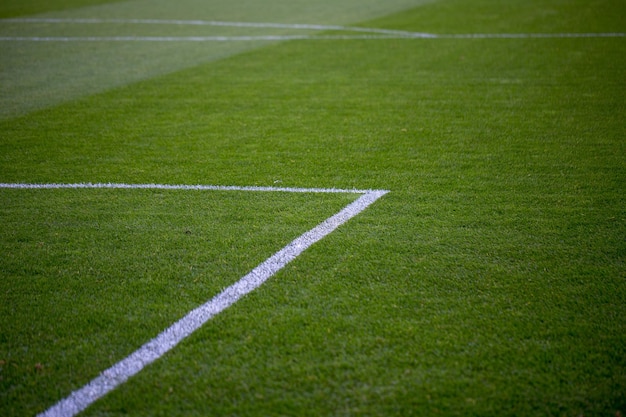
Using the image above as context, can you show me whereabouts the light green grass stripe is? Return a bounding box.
[0,0,433,119]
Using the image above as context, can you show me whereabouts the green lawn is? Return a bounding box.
[1,0,625,416]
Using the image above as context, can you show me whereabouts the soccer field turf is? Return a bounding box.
[1,0,625,416]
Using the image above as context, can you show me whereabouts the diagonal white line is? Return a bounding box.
[0,183,389,417]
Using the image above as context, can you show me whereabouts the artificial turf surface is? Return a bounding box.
[1,0,625,415]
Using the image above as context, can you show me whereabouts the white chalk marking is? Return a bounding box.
[0,33,622,42]
[0,18,419,37]
[0,183,388,417]
[1,18,622,40]
[0,35,391,42]
[0,182,379,194]
[442,32,626,38]
[0,34,429,42]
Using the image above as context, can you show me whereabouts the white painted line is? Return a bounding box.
[442,32,626,38]
[0,183,388,417]
[0,33,622,42]
[0,35,427,42]
[0,17,430,37]
[0,182,379,194]
[1,18,622,40]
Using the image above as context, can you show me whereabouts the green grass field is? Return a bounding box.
[1,0,625,416]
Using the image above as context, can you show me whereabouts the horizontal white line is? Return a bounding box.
[444,32,626,38]
[0,182,385,194]
[1,18,623,40]
[30,186,388,417]
[0,35,425,41]
[0,18,428,37]
[0,33,622,42]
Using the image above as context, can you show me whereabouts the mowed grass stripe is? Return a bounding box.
[0,0,429,119]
